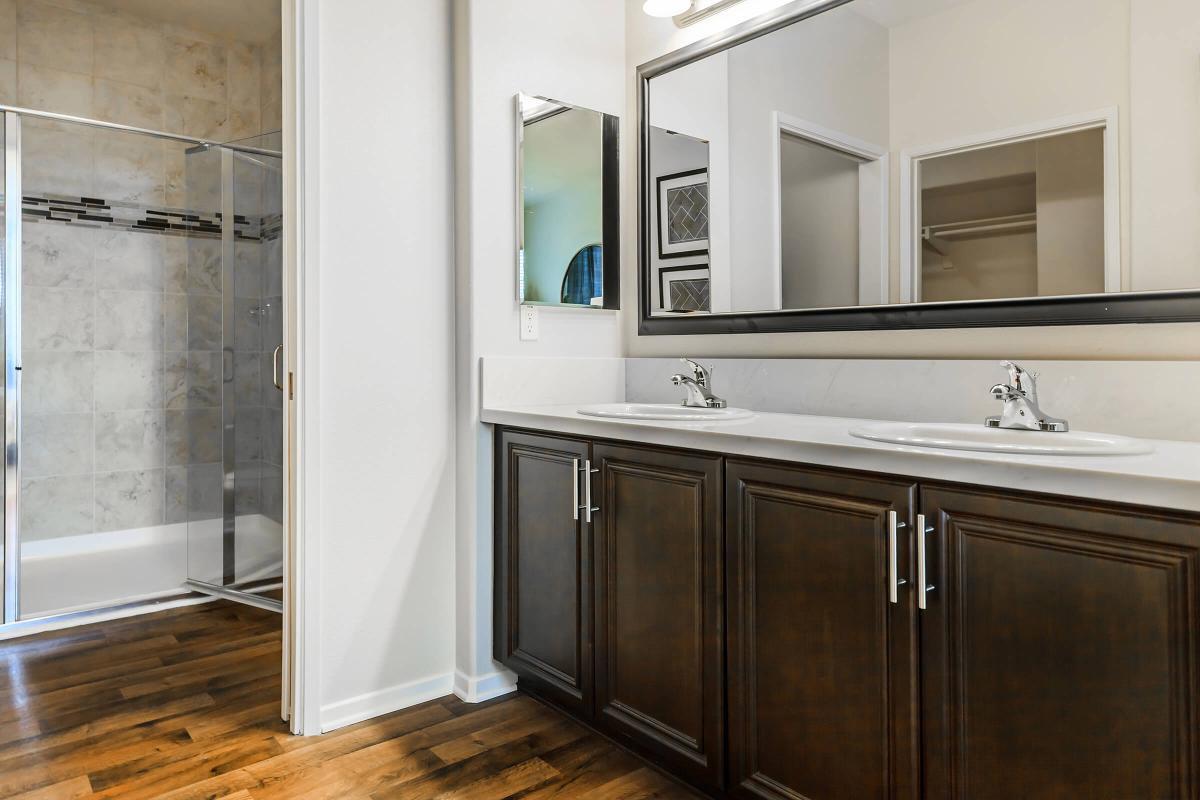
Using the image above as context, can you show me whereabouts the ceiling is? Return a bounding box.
[850,0,975,29]
[87,0,280,43]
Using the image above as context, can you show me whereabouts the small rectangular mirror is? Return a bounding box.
[517,93,620,309]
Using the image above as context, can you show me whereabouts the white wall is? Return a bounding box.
[727,6,889,310]
[1130,0,1200,291]
[889,0,1131,294]
[623,0,1200,358]
[313,0,457,730]
[650,52,731,311]
[454,0,625,701]
[780,136,862,308]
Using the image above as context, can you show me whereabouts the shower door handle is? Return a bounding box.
[272,345,284,391]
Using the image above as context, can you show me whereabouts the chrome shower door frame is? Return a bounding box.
[3,111,22,625]
[0,105,285,628]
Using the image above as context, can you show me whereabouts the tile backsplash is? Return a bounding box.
[625,358,1200,442]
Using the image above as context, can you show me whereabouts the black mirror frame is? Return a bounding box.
[636,0,1200,335]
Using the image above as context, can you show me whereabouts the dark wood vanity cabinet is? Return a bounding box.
[919,485,1200,800]
[725,460,919,800]
[592,444,724,790]
[494,430,594,716]
[494,426,1200,800]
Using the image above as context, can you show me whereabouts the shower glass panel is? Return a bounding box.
[16,117,207,619]
[183,133,284,596]
[0,112,8,623]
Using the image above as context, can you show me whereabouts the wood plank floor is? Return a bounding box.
[0,601,699,799]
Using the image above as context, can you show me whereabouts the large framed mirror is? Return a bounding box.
[518,93,620,310]
[637,0,1200,333]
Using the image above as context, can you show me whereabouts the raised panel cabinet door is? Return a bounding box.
[920,485,1200,800]
[494,429,593,716]
[726,460,920,800]
[592,443,724,791]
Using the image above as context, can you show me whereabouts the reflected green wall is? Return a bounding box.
[522,108,604,303]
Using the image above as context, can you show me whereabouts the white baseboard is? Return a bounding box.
[320,672,455,733]
[453,668,518,703]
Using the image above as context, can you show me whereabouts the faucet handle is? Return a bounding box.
[998,360,1037,398]
[679,357,711,385]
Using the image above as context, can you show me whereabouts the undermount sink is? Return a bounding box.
[577,403,755,422]
[849,422,1154,456]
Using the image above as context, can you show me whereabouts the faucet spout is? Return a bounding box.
[670,359,727,409]
[985,362,1068,432]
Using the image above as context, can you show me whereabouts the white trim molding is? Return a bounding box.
[285,0,323,736]
[453,668,518,704]
[770,112,890,308]
[321,673,456,733]
[899,107,1121,303]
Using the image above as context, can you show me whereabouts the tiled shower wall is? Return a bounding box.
[0,0,283,144]
[7,0,282,548]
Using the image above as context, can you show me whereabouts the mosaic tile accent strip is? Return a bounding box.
[19,193,273,241]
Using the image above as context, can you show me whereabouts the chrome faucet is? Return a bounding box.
[986,361,1069,432]
[671,358,727,409]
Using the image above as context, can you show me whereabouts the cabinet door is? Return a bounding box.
[494,430,592,716]
[593,443,724,791]
[726,459,920,800]
[920,485,1200,800]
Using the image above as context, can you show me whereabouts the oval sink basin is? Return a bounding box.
[849,422,1154,456]
[577,403,755,422]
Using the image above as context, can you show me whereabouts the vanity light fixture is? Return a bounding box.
[643,0,693,17]
[644,0,751,27]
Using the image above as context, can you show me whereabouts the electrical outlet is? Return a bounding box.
[520,305,539,341]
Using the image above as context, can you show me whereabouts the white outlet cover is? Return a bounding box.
[520,305,539,341]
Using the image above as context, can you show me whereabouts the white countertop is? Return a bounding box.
[481,404,1200,513]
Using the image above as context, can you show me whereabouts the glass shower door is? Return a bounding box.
[1,111,10,623]
[183,135,283,605]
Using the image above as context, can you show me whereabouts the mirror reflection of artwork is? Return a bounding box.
[642,0,1200,321]
[658,169,710,258]
[517,94,619,309]
[649,127,712,313]
[659,265,711,313]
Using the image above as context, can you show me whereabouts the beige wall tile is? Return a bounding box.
[23,412,93,477]
[0,0,16,61]
[18,62,93,120]
[23,286,93,351]
[163,92,227,140]
[17,0,92,74]
[94,129,165,205]
[165,35,226,103]
[95,468,164,532]
[0,58,14,104]
[21,474,93,540]
[228,41,260,112]
[93,12,163,90]
[95,410,164,471]
[261,99,281,133]
[94,77,163,129]
[21,125,94,196]
[24,350,93,413]
[23,221,95,287]
[228,106,261,141]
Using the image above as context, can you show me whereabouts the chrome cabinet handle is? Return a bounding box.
[272,344,284,391]
[888,510,908,604]
[583,459,599,523]
[917,513,936,610]
[572,458,580,521]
